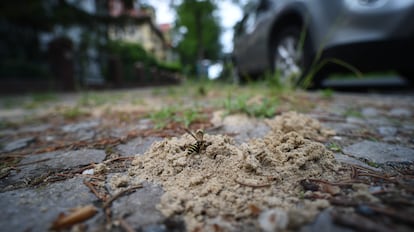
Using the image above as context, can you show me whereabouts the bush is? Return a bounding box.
[157,61,182,73]
[107,40,158,66]
[107,40,182,81]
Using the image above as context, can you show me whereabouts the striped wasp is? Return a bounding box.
[183,128,211,155]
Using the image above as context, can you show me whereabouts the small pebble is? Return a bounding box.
[258,208,288,232]
[356,205,376,216]
[82,169,94,175]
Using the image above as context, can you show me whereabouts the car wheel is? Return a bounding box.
[398,70,414,86]
[271,26,312,88]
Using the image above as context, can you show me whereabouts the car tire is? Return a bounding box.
[398,70,414,86]
[270,26,318,88]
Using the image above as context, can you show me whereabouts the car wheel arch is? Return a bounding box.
[268,8,322,87]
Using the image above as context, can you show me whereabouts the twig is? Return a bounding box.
[74,164,96,174]
[50,205,98,230]
[83,180,107,201]
[56,173,75,178]
[307,178,354,187]
[234,179,271,188]
[118,218,135,232]
[88,175,106,181]
[103,185,143,208]
[367,205,414,226]
[104,156,134,164]
[105,208,111,223]
[351,164,385,175]
[357,173,395,182]
[329,198,358,207]
[0,154,30,158]
[14,158,51,167]
[350,165,357,179]
[331,210,391,232]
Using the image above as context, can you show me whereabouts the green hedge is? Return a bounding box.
[107,40,158,66]
[107,40,181,81]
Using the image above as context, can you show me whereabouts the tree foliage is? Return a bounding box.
[173,0,221,75]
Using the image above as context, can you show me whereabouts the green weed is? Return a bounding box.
[61,106,89,120]
[149,106,207,129]
[131,98,146,105]
[31,92,57,102]
[345,108,363,118]
[178,108,207,127]
[0,120,17,130]
[320,88,334,99]
[22,92,58,109]
[298,191,305,199]
[297,15,363,89]
[149,107,176,129]
[326,142,342,152]
[78,92,123,107]
[223,93,278,118]
[366,160,379,168]
[151,88,162,96]
[1,97,22,109]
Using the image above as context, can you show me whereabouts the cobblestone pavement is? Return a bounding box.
[0,85,413,231]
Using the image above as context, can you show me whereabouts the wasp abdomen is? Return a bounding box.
[187,142,201,155]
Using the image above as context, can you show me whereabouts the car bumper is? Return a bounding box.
[322,0,414,49]
[321,36,414,73]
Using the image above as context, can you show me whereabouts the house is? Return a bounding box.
[158,23,178,62]
[108,0,170,62]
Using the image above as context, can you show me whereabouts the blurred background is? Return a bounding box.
[0,0,247,93]
[1,0,413,94]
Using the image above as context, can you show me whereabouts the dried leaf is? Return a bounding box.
[248,204,262,216]
[320,183,341,195]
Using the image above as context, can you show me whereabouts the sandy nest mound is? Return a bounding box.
[129,111,342,231]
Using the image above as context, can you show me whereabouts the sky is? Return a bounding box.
[148,0,244,53]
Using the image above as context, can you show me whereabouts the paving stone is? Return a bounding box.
[0,177,99,232]
[76,130,96,141]
[343,140,414,164]
[109,127,129,138]
[61,120,100,141]
[321,122,360,135]
[346,117,366,125]
[361,107,379,117]
[0,129,16,136]
[111,181,165,228]
[300,209,354,232]
[221,114,270,143]
[61,120,100,132]
[2,149,106,187]
[19,124,51,133]
[117,137,163,156]
[333,153,381,171]
[1,137,35,152]
[135,118,153,130]
[365,117,393,126]
[388,108,412,118]
[377,126,397,137]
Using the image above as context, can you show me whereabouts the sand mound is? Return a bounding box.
[266,111,335,140]
[128,111,341,230]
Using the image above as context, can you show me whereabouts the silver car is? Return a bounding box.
[232,0,414,86]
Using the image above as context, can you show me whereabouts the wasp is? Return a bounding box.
[184,128,211,155]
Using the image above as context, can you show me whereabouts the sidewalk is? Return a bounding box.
[1,86,413,231]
